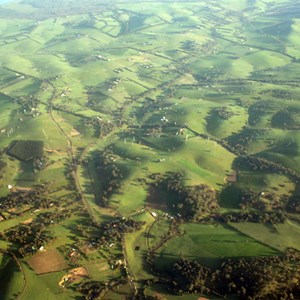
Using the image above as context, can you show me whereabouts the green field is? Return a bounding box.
[155,223,279,269]
[0,254,24,300]
[1,0,300,299]
[230,220,300,252]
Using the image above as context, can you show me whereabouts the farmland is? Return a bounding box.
[0,0,300,299]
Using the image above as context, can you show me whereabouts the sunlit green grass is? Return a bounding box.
[155,223,279,269]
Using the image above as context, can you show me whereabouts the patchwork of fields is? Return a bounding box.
[0,0,300,299]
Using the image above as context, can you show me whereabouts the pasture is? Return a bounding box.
[155,223,279,269]
[0,0,300,298]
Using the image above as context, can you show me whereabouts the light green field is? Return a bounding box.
[0,255,24,300]
[124,212,155,282]
[209,108,248,136]
[230,220,300,252]
[237,172,295,197]
[155,223,279,269]
[107,134,235,215]
[19,263,77,300]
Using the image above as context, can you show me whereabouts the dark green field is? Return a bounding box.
[0,0,300,299]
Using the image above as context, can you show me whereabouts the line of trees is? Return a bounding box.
[233,155,300,181]
[213,210,286,224]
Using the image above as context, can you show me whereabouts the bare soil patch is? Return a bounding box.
[70,128,81,137]
[29,249,68,274]
[59,267,88,286]
[22,218,33,225]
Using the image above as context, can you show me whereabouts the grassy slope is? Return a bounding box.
[155,223,279,269]
[0,0,300,298]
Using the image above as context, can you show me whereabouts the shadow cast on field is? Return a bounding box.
[62,215,105,239]
[219,184,242,209]
[154,252,224,270]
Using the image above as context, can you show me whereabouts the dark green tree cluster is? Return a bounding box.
[169,250,300,299]
[171,259,210,295]
[271,110,298,129]
[76,281,107,300]
[226,129,266,155]
[0,186,57,214]
[180,40,197,52]
[264,89,294,100]
[216,251,300,299]
[213,106,234,120]
[76,278,126,299]
[194,67,224,82]
[248,102,268,126]
[16,95,39,114]
[0,210,71,257]
[238,189,284,211]
[82,117,115,138]
[100,218,145,244]
[238,189,261,210]
[75,217,145,247]
[94,148,124,206]
[34,210,72,226]
[286,194,300,213]
[129,288,160,300]
[151,172,219,221]
[0,224,50,257]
